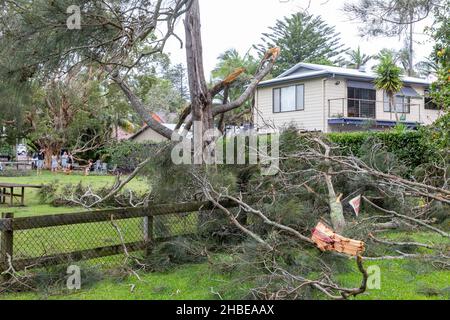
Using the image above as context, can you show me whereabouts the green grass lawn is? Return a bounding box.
[1,172,449,300]
[2,237,448,300]
[338,231,450,300]
[339,259,450,300]
[0,263,252,300]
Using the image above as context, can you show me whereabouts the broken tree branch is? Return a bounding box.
[363,197,449,238]
[369,233,436,249]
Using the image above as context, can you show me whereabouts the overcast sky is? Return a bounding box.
[163,0,434,80]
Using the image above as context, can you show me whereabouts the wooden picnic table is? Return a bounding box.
[0,183,42,207]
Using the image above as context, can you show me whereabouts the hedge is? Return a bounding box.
[102,130,434,173]
[328,130,431,169]
[102,140,160,173]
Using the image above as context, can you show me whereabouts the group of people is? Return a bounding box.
[33,149,75,175]
[32,149,101,176]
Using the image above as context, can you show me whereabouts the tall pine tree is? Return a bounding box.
[254,12,347,76]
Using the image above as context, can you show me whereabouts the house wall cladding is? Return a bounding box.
[255,78,441,133]
[133,128,168,143]
[324,78,346,132]
[255,78,328,132]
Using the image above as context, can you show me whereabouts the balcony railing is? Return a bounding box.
[328,98,421,123]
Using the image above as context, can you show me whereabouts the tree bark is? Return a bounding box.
[314,138,346,233]
[111,74,174,139]
[408,11,414,77]
[390,94,399,122]
[184,0,213,148]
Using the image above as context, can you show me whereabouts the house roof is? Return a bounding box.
[129,123,177,141]
[258,62,432,88]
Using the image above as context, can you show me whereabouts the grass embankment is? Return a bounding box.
[0,172,448,300]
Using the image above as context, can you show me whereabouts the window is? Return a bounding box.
[383,92,411,113]
[424,90,440,110]
[347,87,376,118]
[273,85,304,113]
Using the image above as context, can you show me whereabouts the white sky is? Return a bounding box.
[163,0,434,80]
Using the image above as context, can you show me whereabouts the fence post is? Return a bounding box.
[1,212,14,281]
[144,214,154,258]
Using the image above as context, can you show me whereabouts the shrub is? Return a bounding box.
[101,141,160,173]
[38,183,59,204]
[418,112,450,162]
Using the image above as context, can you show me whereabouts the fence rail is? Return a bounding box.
[0,200,238,275]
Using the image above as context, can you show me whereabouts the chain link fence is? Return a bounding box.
[0,201,235,280]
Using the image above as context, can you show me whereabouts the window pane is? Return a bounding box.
[348,87,355,99]
[281,86,296,112]
[405,97,411,113]
[273,89,280,113]
[424,90,440,110]
[395,96,404,113]
[296,85,304,110]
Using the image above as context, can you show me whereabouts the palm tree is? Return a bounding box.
[212,49,258,80]
[211,49,260,129]
[415,57,439,77]
[374,53,404,122]
[345,46,372,69]
[374,49,399,62]
[374,47,418,76]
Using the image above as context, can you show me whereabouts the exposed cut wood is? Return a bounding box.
[311,222,365,256]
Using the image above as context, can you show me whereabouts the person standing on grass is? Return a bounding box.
[37,148,45,175]
[61,151,69,173]
[51,154,59,173]
[31,152,38,170]
[85,159,93,176]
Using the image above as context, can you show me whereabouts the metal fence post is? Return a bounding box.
[144,214,154,258]
[1,212,14,281]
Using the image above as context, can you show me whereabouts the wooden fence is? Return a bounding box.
[0,200,237,274]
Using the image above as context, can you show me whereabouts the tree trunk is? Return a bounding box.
[325,174,346,234]
[315,138,346,233]
[408,12,414,77]
[112,76,173,139]
[43,143,61,169]
[390,94,399,122]
[184,0,214,158]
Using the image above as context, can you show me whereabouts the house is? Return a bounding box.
[254,63,442,133]
[129,123,176,143]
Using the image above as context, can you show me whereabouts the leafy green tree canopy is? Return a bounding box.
[210,49,260,126]
[254,12,347,76]
[0,0,190,139]
[426,3,449,110]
